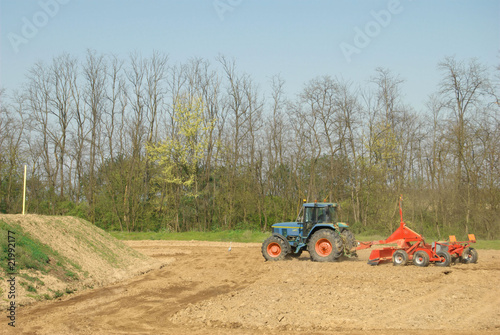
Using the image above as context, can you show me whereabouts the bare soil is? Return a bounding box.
[7,240,500,335]
[0,214,160,308]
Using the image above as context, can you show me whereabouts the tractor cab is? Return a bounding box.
[298,202,337,236]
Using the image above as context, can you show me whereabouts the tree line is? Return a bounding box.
[1,51,499,239]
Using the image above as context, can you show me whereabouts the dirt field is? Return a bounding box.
[8,240,500,335]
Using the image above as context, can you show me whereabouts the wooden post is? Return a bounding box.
[22,165,27,215]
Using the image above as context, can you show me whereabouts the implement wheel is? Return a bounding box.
[462,247,478,264]
[262,236,287,261]
[309,229,342,262]
[392,250,408,266]
[435,251,451,267]
[413,250,430,267]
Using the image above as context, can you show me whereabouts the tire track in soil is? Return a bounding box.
[13,244,262,335]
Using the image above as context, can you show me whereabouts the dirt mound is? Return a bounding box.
[0,214,161,308]
[14,240,500,335]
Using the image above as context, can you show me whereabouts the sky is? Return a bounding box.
[0,0,499,112]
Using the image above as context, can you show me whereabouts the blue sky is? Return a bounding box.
[1,0,499,112]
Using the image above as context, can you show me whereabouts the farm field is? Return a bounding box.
[10,240,500,335]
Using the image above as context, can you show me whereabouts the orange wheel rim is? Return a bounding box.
[267,242,282,257]
[315,238,332,256]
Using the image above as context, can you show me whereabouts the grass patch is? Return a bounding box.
[65,270,78,280]
[53,290,64,299]
[0,219,82,286]
[0,220,51,273]
[473,240,500,250]
[20,281,37,293]
[19,273,44,285]
[110,229,270,243]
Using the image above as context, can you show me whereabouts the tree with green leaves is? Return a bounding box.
[147,94,214,231]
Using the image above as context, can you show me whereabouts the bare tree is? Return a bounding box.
[0,90,27,212]
[49,53,78,198]
[83,50,107,223]
[438,57,490,184]
[438,56,492,234]
[26,61,59,213]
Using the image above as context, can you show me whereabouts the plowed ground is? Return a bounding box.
[9,241,500,335]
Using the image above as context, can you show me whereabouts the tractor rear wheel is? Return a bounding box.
[435,251,451,267]
[392,250,408,266]
[262,236,287,261]
[308,229,343,262]
[413,250,430,267]
[341,230,358,257]
[462,247,478,264]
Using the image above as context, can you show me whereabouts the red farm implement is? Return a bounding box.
[356,197,478,267]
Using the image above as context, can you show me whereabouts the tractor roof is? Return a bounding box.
[303,202,338,208]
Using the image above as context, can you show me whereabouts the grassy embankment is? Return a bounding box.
[0,215,157,307]
[0,220,81,302]
[110,230,500,249]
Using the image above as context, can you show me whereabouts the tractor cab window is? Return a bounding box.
[317,207,329,223]
[304,207,315,223]
[303,206,330,224]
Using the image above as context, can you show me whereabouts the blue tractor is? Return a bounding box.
[261,202,358,262]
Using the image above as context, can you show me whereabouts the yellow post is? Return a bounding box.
[22,165,27,215]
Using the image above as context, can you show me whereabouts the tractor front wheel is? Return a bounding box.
[392,250,408,266]
[262,236,288,261]
[308,229,343,262]
[462,247,478,264]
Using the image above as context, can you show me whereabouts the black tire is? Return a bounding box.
[435,250,451,267]
[341,230,358,257]
[308,229,343,262]
[392,250,408,266]
[462,247,478,264]
[261,236,288,261]
[413,250,430,267]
